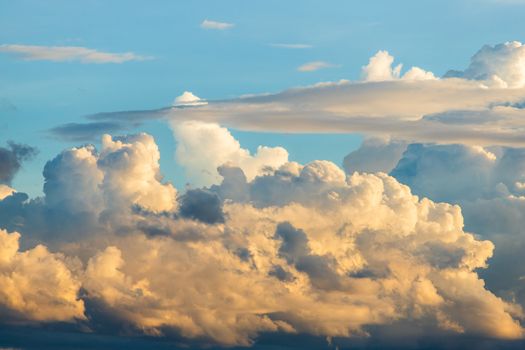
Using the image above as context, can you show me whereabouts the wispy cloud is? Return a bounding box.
[0,44,151,63]
[297,61,338,72]
[269,43,313,49]
[200,19,234,30]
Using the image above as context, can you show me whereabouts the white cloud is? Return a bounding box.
[445,41,525,88]
[200,19,234,30]
[362,50,436,81]
[343,137,408,174]
[362,50,403,81]
[297,61,338,72]
[44,133,177,216]
[172,91,207,107]
[171,120,288,186]
[0,185,14,200]
[386,142,525,312]
[0,44,150,63]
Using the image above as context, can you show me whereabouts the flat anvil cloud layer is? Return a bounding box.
[168,79,525,147]
[80,41,525,147]
[0,132,523,346]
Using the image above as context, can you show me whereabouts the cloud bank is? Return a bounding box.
[0,130,523,347]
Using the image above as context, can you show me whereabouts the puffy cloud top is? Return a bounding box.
[0,229,84,322]
[172,121,289,186]
[362,50,436,82]
[446,41,525,88]
[0,131,524,346]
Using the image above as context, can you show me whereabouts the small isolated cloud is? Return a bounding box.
[172,91,207,107]
[0,44,151,63]
[297,61,337,72]
[270,43,313,49]
[201,19,234,30]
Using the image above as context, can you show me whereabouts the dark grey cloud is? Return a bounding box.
[178,188,225,224]
[48,122,126,142]
[0,142,37,184]
[275,222,341,290]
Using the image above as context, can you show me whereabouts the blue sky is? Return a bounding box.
[2,0,525,195]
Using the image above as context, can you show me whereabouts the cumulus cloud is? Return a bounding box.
[172,120,288,186]
[0,131,522,346]
[172,91,207,107]
[362,50,436,82]
[200,19,234,30]
[0,142,37,185]
[0,229,84,323]
[297,61,337,72]
[76,164,523,344]
[0,44,150,63]
[445,41,525,88]
[345,140,525,314]
[343,137,408,174]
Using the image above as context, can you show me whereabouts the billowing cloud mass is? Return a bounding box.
[0,229,84,322]
[172,120,288,186]
[7,40,525,348]
[362,50,436,82]
[0,130,523,347]
[445,41,525,88]
[0,44,150,63]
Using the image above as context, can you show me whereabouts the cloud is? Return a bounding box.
[444,41,525,88]
[83,41,525,147]
[200,19,234,30]
[269,43,313,49]
[0,142,37,185]
[172,120,288,186]
[0,131,522,345]
[0,229,85,323]
[342,140,525,313]
[178,188,225,224]
[0,44,151,63]
[297,61,338,72]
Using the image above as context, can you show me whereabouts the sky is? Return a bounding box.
[3,0,525,349]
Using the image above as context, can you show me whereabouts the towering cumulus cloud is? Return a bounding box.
[172,120,288,186]
[0,229,84,322]
[0,142,37,185]
[0,130,523,346]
